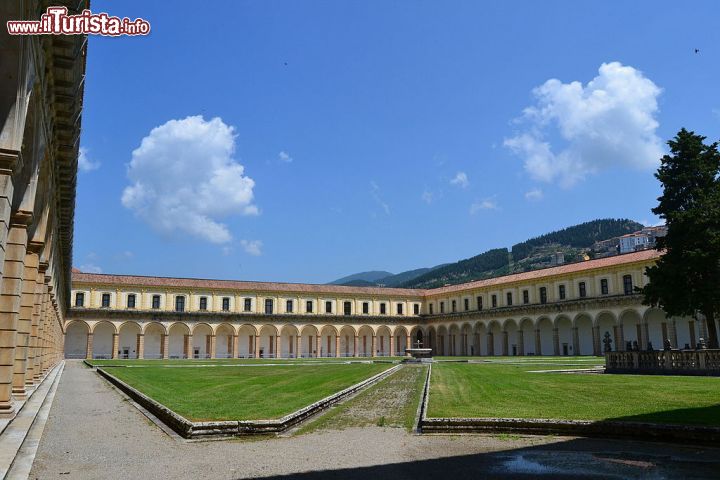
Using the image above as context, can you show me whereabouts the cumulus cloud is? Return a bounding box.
[370,181,390,215]
[79,263,102,274]
[470,199,498,214]
[525,188,544,201]
[78,147,100,172]
[504,62,663,187]
[122,116,258,244]
[240,239,262,256]
[450,171,469,188]
[278,151,292,163]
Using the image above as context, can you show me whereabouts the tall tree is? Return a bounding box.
[642,128,720,348]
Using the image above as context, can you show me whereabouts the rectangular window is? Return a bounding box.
[152,295,160,309]
[601,279,609,295]
[451,300,457,313]
[344,301,351,315]
[464,298,469,311]
[477,296,483,311]
[127,294,136,309]
[539,287,547,304]
[429,303,434,315]
[325,301,332,314]
[75,292,84,307]
[506,292,512,306]
[264,299,273,314]
[380,303,387,315]
[491,295,497,308]
[623,274,633,295]
[523,290,529,304]
[559,285,566,300]
[244,298,252,312]
[413,303,420,315]
[440,302,445,314]
[397,303,403,315]
[286,299,293,313]
[579,282,587,298]
[101,293,110,308]
[306,300,313,313]
[222,297,230,311]
[175,296,185,312]
[199,296,207,310]
[362,302,369,314]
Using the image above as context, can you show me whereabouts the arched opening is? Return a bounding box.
[144,322,165,359]
[118,322,141,359]
[320,325,338,357]
[395,326,409,356]
[258,325,279,358]
[281,325,299,358]
[168,323,189,359]
[489,321,502,356]
[520,318,534,355]
[437,325,449,356]
[339,325,356,357]
[503,319,518,356]
[620,309,643,351]
[427,326,437,355]
[357,325,374,357]
[237,324,257,358]
[192,323,213,359]
[300,325,319,358]
[574,313,594,355]
[673,316,696,349]
[64,321,89,359]
[473,323,486,356]
[447,324,460,356]
[411,327,424,349]
[215,323,235,358]
[375,325,391,357]
[555,316,573,356]
[596,311,617,352]
[91,322,115,359]
[537,317,553,356]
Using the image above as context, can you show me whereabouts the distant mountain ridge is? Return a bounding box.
[329,218,644,289]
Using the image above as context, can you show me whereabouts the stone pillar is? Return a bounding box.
[184,334,192,359]
[371,335,377,357]
[389,335,395,357]
[534,329,541,356]
[14,249,38,392]
[335,335,340,358]
[502,331,508,356]
[0,216,29,414]
[405,334,411,355]
[618,324,625,350]
[30,264,45,382]
[552,328,560,356]
[670,319,678,349]
[161,334,169,359]
[295,335,301,358]
[315,335,321,358]
[209,335,217,359]
[254,335,260,358]
[641,323,650,350]
[112,333,119,359]
[275,335,281,359]
[487,333,494,356]
[136,334,144,359]
[353,335,358,357]
[572,327,580,356]
[232,334,238,358]
[592,326,601,355]
[85,333,93,360]
[517,330,524,356]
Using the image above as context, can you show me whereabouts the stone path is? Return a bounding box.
[28,361,720,479]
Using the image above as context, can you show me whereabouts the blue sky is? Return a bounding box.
[74,0,720,283]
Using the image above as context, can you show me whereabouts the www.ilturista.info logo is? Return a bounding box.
[7,6,150,36]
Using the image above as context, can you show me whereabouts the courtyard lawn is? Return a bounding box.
[102,363,392,421]
[87,357,402,367]
[428,361,720,426]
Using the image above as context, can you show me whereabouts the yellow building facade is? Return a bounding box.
[66,249,706,360]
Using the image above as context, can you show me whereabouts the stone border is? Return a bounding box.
[418,363,720,445]
[95,363,402,439]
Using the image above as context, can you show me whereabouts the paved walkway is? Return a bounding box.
[29,361,720,479]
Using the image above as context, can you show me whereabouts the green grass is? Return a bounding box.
[87,357,402,367]
[103,363,391,421]
[428,362,720,426]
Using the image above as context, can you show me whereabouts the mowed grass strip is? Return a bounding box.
[428,363,720,426]
[88,358,402,367]
[104,363,391,421]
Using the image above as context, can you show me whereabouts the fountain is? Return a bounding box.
[404,340,433,363]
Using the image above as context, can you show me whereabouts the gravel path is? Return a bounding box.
[29,361,720,479]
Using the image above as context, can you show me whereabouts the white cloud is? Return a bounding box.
[504,62,663,187]
[370,181,390,215]
[421,190,434,204]
[240,239,262,256]
[121,116,258,244]
[525,188,544,201]
[450,171,469,188]
[470,199,498,214]
[278,151,292,163]
[78,147,100,172]
[79,263,102,274]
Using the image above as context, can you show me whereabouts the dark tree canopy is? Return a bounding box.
[641,128,720,348]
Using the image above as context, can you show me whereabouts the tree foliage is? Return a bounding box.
[641,128,720,348]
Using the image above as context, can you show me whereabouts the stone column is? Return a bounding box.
[136,334,144,359]
[552,328,560,356]
[487,333,494,356]
[254,335,260,358]
[161,334,169,359]
[85,333,93,360]
[184,334,192,359]
[232,334,238,358]
[335,335,340,358]
[502,331,508,356]
[618,324,625,350]
[534,329,541,356]
[592,326,601,355]
[112,334,119,359]
[572,327,580,356]
[371,335,377,357]
[405,334,411,355]
[295,335,302,358]
[315,335,321,358]
[389,335,395,357]
[31,263,45,381]
[353,335,358,357]
[0,215,30,414]
[517,330,524,356]
[275,335,281,359]
[209,335,216,359]
[641,323,650,350]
